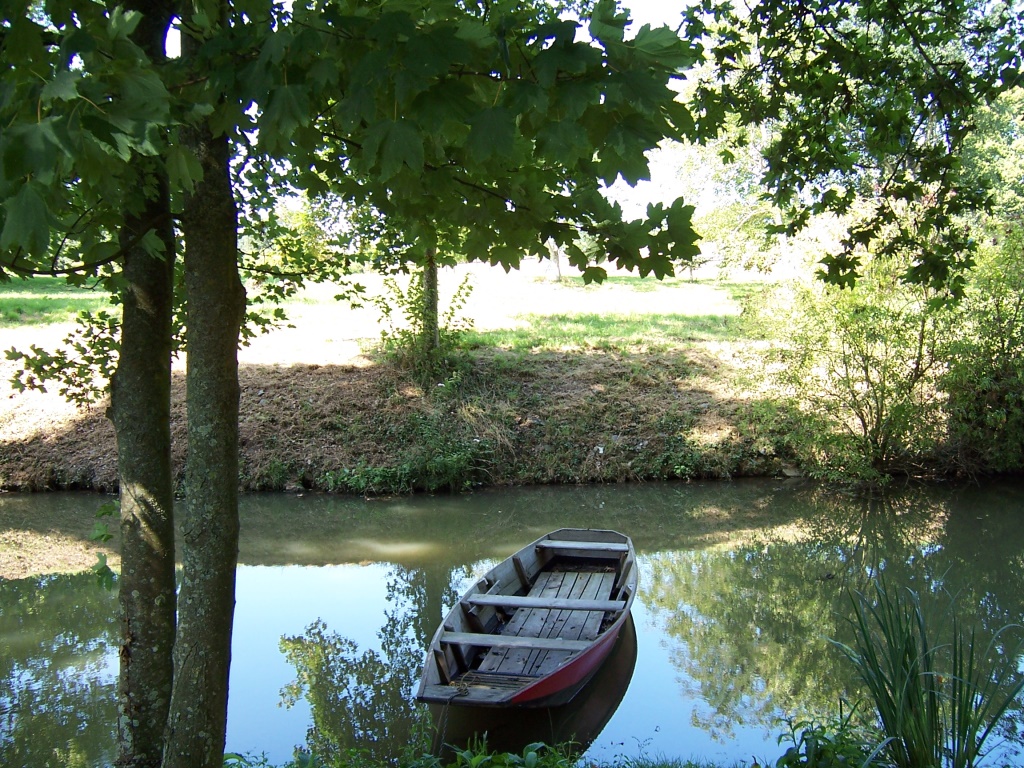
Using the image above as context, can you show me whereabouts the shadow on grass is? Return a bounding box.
[1,340,795,550]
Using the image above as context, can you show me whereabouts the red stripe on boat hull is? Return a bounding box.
[510,618,624,706]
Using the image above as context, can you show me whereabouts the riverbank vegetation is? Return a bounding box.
[5,77,1023,492]
[3,231,1024,494]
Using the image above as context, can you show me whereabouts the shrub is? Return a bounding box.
[773,709,876,768]
[374,270,473,385]
[750,259,952,482]
[941,232,1024,475]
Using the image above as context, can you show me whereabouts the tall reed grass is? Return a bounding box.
[833,580,1024,768]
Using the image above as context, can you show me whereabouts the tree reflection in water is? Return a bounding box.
[280,563,463,764]
[641,483,1024,753]
[0,573,118,768]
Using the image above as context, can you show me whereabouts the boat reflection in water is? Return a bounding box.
[429,613,638,757]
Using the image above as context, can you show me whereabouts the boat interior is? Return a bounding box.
[426,534,635,702]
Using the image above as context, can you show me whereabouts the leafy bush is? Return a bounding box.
[750,259,952,482]
[374,270,473,385]
[941,233,1024,475]
[408,741,577,768]
[773,709,876,768]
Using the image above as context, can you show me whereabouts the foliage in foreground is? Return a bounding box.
[833,580,1024,768]
[774,714,876,768]
[222,743,740,768]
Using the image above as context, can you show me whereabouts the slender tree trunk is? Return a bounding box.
[162,118,245,768]
[546,238,562,282]
[422,248,440,354]
[112,5,178,766]
[111,170,177,768]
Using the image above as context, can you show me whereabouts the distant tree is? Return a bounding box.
[277,0,705,368]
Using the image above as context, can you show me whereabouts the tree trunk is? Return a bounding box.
[422,248,440,354]
[111,170,177,768]
[161,118,245,768]
[111,5,178,766]
[546,238,562,282]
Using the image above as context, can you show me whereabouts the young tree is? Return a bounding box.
[279,0,705,279]
[0,3,179,765]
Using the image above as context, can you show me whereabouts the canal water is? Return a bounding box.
[2,479,1023,767]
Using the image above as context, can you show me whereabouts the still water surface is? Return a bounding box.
[2,479,1024,767]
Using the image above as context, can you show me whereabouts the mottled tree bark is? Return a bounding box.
[112,172,177,768]
[161,118,245,768]
[111,4,178,766]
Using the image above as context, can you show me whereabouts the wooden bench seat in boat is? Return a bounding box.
[439,632,592,651]
[461,594,626,612]
[473,569,616,678]
[535,540,630,553]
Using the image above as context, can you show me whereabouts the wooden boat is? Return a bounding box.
[429,613,638,755]
[416,528,637,708]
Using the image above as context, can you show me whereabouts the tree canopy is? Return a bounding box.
[688,0,1024,293]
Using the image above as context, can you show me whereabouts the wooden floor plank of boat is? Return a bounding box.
[476,567,615,678]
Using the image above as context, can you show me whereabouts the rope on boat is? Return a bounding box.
[433,681,470,756]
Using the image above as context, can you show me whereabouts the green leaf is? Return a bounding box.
[82,240,122,266]
[107,6,142,39]
[588,0,628,45]
[1,120,65,185]
[410,79,477,125]
[113,70,171,123]
[96,500,120,518]
[466,107,515,163]
[631,25,699,69]
[379,120,424,180]
[92,552,116,590]
[262,84,311,145]
[4,16,45,61]
[90,520,113,543]
[166,144,204,194]
[537,119,588,162]
[1,184,50,256]
[533,34,597,87]
[455,19,493,46]
[369,11,417,44]
[41,70,81,103]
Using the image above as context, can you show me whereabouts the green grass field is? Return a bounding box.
[0,276,114,327]
[464,311,742,353]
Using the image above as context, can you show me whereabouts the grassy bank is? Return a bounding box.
[2,266,795,493]
[6,243,1024,491]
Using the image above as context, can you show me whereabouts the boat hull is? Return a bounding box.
[416,528,637,708]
